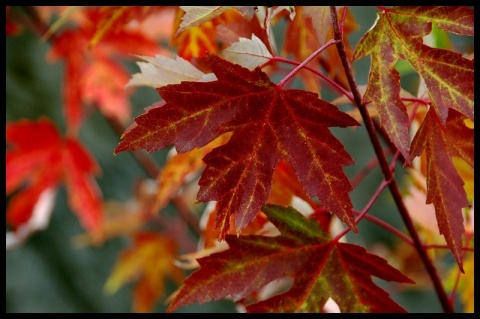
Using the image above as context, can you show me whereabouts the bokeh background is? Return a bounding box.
[6,6,471,313]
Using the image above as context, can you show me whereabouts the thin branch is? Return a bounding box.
[350,147,392,189]
[262,56,353,99]
[336,149,400,241]
[354,210,413,245]
[334,178,391,241]
[277,39,339,88]
[330,7,453,313]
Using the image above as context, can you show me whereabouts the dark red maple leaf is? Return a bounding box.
[354,6,474,163]
[410,108,474,271]
[167,204,414,313]
[115,54,360,240]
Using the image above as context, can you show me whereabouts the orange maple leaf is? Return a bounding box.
[171,7,245,60]
[104,232,185,313]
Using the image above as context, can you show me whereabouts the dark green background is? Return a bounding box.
[6,6,469,313]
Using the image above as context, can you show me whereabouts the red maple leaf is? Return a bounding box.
[89,6,167,47]
[115,54,360,240]
[167,204,414,313]
[47,7,159,133]
[353,6,474,163]
[410,108,474,270]
[6,118,103,233]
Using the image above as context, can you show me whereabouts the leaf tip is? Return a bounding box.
[113,142,127,155]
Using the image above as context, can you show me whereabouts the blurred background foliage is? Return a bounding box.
[6,6,472,313]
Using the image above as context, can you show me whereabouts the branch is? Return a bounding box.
[262,56,353,99]
[277,39,339,88]
[330,6,453,313]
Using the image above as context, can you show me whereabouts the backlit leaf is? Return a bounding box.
[126,54,215,89]
[175,6,236,36]
[354,6,474,163]
[171,7,245,60]
[199,159,316,249]
[282,6,322,93]
[104,232,185,312]
[223,34,272,70]
[153,133,231,213]
[410,108,473,270]
[445,249,474,313]
[47,7,158,132]
[89,6,160,48]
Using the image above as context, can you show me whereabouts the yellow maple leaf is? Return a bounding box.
[153,133,231,213]
[171,7,244,60]
[104,232,184,313]
[445,253,474,313]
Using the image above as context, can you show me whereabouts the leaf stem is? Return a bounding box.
[330,6,453,313]
[350,146,392,189]
[263,56,353,100]
[353,209,413,245]
[334,178,391,241]
[335,148,400,242]
[277,39,339,88]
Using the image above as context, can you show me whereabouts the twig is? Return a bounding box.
[277,39,339,88]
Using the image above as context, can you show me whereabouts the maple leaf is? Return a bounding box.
[115,54,360,239]
[446,253,474,313]
[89,6,161,47]
[153,133,231,213]
[6,118,103,233]
[104,232,185,313]
[282,6,322,93]
[353,6,474,163]
[283,6,357,92]
[223,34,272,70]
[174,6,237,36]
[171,7,246,60]
[47,7,158,132]
[215,7,274,57]
[6,188,57,250]
[410,108,473,271]
[198,202,271,253]
[125,54,215,89]
[81,57,132,120]
[199,159,317,249]
[167,204,414,313]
